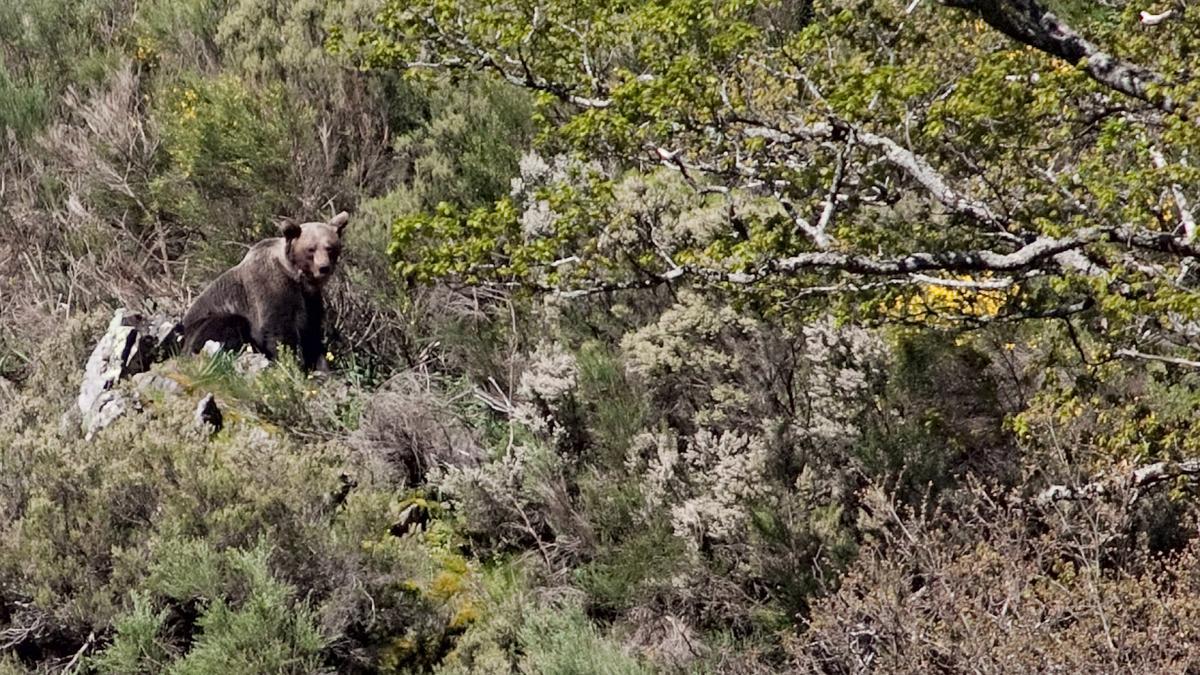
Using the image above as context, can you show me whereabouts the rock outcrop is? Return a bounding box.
[77,309,182,438]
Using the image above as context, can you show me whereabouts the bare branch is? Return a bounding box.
[1114,348,1200,370]
[62,631,96,674]
[780,199,833,249]
[854,128,1010,233]
[406,16,613,109]
[814,135,853,244]
[473,376,517,415]
[1149,147,1196,244]
[907,273,1014,289]
[468,224,1195,300]
[1037,459,1200,506]
[741,118,1015,240]
[650,145,730,196]
[734,227,1107,281]
[729,224,1200,282]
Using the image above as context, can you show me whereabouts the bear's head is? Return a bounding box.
[281,211,349,287]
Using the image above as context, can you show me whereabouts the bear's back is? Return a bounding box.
[184,238,294,323]
[238,237,310,305]
[238,237,284,271]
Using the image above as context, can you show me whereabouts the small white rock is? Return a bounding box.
[235,351,271,375]
[1140,9,1174,25]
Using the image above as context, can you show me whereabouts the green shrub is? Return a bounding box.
[0,0,128,105]
[152,73,293,259]
[0,67,50,140]
[573,516,684,618]
[853,330,1012,499]
[518,604,653,675]
[93,541,327,674]
[0,327,473,672]
[389,76,535,212]
[133,0,224,71]
[436,562,654,675]
[575,341,647,466]
[90,591,175,673]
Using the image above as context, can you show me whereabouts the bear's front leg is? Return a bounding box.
[257,326,302,363]
[251,296,305,364]
[301,295,329,372]
[300,327,328,372]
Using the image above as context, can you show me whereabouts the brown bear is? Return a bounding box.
[181,211,350,370]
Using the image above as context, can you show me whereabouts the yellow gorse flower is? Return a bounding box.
[887,275,1017,325]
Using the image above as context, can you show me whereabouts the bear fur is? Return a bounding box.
[181,211,350,370]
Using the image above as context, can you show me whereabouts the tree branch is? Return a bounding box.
[1150,147,1197,244]
[854,127,1010,232]
[814,134,853,245]
[1037,459,1200,506]
[404,16,613,109]
[942,0,1173,112]
[732,226,1112,281]
[1114,348,1200,370]
[740,118,1016,240]
[473,224,1195,298]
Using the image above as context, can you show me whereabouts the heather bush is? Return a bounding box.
[0,66,50,140]
[421,297,906,656]
[515,603,653,675]
[130,0,224,72]
[433,563,654,675]
[438,438,580,562]
[351,372,486,486]
[0,328,480,672]
[93,543,327,674]
[0,0,130,119]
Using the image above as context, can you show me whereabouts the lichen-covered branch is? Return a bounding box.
[1114,348,1200,370]
[942,0,1173,111]
[731,226,1200,282]
[1037,460,1200,506]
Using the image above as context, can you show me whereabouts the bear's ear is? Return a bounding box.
[277,218,302,240]
[330,211,350,235]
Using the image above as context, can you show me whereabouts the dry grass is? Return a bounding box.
[350,371,485,486]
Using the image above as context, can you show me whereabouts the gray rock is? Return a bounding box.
[153,318,184,351]
[77,309,183,437]
[78,310,138,419]
[195,393,223,434]
[198,341,269,375]
[132,371,184,397]
[85,391,127,440]
[59,407,83,438]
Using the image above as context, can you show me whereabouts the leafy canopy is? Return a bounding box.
[350,0,1200,354]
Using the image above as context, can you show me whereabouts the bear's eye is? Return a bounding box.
[307,246,317,254]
